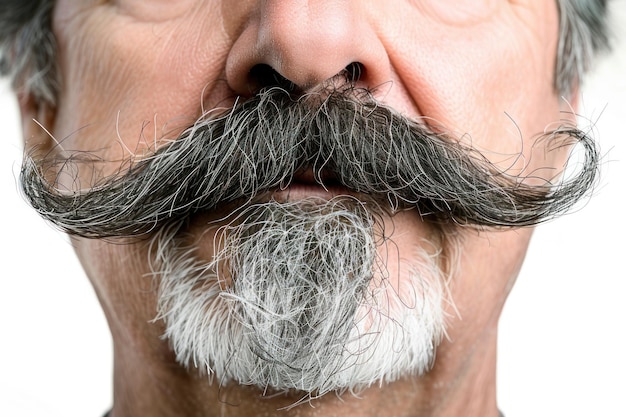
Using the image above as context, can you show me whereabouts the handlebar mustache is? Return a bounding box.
[21,87,599,238]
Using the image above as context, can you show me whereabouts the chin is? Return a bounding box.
[150,197,453,398]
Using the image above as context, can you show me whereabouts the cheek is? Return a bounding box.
[52,6,232,173]
[448,228,534,334]
[72,238,158,321]
[377,2,561,173]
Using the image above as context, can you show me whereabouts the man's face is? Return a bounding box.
[29,0,574,407]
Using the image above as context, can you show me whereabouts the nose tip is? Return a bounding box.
[226,1,389,95]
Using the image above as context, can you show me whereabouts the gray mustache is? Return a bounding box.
[21,87,599,238]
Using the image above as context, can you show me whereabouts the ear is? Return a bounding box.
[17,92,57,159]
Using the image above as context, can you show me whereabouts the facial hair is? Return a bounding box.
[21,87,599,238]
[20,86,599,397]
[154,198,449,397]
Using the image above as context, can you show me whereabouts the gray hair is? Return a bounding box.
[557,0,612,97]
[0,0,611,105]
[0,0,56,104]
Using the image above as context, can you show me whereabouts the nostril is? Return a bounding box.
[249,64,299,94]
[344,62,364,84]
[247,62,366,95]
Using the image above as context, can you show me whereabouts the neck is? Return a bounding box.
[108,325,501,417]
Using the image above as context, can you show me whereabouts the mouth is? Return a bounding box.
[186,168,356,232]
[272,168,355,202]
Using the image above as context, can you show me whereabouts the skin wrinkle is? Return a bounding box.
[54,11,139,170]
[380,2,560,156]
[112,0,195,23]
[52,3,235,181]
[152,8,230,105]
[411,0,500,27]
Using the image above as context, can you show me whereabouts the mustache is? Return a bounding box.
[21,87,599,238]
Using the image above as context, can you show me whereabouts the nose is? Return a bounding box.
[226,1,390,95]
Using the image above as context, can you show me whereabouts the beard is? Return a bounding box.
[154,198,450,397]
[20,86,598,397]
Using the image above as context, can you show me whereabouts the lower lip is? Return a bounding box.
[272,183,356,202]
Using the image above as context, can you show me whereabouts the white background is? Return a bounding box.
[1,3,624,416]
